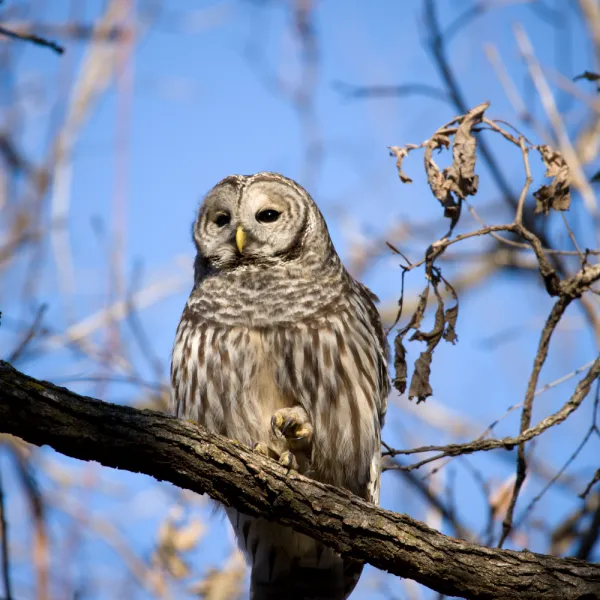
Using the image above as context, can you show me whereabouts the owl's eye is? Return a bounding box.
[256,209,281,223]
[214,213,230,227]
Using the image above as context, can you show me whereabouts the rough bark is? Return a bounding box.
[0,361,598,600]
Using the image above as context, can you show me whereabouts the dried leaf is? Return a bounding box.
[392,285,431,396]
[389,144,419,183]
[446,101,488,200]
[533,145,571,215]
[410,298,444,343]
[443,304,458,344]
[393,268,461,402]
[442,278,459,344]
[408,351,433,403]
[408,285,430,332]
[424,135,452,209]
[392,336,407,395]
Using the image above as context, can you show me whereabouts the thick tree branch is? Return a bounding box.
[0,361,599,600]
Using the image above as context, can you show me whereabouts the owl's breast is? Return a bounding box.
[171,319,294,449]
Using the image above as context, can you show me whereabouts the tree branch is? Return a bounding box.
[0,361,599,600]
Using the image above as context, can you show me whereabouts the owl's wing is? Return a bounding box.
[353,279,390,428]
[344,279,389,506]
[270,277,389,504]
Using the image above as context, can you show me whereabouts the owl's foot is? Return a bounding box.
[253,442,299,472]
[270,406,313,446]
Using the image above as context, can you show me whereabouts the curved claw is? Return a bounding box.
[270,414,284,438]
[280,417,294,437]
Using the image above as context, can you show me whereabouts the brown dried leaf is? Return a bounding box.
[424,135,452,206]
[389,144,419,184]
[533,145,571,215]
[392,335,407,395]
[408,285,430,332]
[442,278,459,344]
[446,101,488,200]
[410,297,444,343]
[394,271,460,402]
[443,304,458,344]
[408,351,433,403]
[393,285,430,395]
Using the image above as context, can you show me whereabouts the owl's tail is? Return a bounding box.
[228,510,363,600]
[250,561,363,600]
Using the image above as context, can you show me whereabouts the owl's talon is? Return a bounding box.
[281,417,298,437]
[279,450,298,471]
[252,442,280,460]
[270,407,313,444]
[270,415,284,439]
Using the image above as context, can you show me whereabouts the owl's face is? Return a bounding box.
[193,172,329,270]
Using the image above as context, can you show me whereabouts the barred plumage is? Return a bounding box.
[171,172,389,599]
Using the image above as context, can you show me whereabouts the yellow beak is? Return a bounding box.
[235,226,246,253]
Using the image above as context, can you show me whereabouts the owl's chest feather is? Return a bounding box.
[246,330,294,438]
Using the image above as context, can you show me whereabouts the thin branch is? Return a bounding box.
[499,295,574,547]
[0,24,64,54]
[385,354,600,470]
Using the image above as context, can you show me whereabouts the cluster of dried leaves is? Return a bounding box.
[388,101,573,403]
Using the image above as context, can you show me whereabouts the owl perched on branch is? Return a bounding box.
[171,172,389,599]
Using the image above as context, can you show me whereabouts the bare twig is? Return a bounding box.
[498,295,574,547]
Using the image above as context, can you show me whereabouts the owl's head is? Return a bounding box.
[193,172,333,271]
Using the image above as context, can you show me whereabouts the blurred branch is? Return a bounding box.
[8,441,49,600]
[0,24,64,54]
[1,362,599,600]
[333,81,450,103]
[576,494,600,560]
[0,469,12,600]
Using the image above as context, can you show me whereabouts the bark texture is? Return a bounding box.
[0,360,599,600]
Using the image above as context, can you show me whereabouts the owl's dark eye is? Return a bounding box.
[256,209,281,223]
[214,213,230,227]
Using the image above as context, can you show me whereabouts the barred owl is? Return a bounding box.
[171,172,389,600]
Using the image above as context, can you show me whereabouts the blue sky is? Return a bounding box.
[1,0,599,598]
